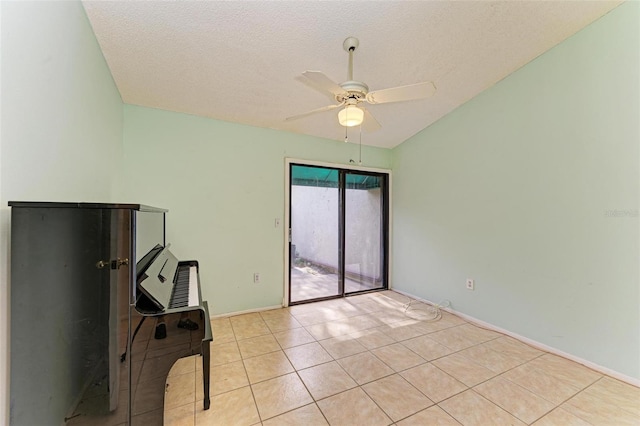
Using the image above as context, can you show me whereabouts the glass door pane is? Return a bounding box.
[290,165,341,303]
[344,172,386,294]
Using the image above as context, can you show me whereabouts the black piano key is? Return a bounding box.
[169,265,193,309]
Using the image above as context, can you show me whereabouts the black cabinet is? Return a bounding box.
[9,202,166,425]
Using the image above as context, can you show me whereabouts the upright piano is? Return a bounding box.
[9,202,212,425]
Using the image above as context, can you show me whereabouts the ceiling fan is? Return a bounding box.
[286,37,436,131]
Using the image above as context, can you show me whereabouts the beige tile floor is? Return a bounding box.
[163,291,640,425]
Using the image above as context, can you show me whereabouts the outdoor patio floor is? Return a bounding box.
[290,267,382,303]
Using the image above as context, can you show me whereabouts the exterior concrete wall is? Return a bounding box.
[291,186,382,281]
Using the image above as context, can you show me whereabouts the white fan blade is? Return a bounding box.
[362,108,381,133]
[302,71,347,98]
[285,103,341,121]
[366,81,436,105]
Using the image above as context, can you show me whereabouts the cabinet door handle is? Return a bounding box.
[95,258,129,269]
[96,260,109,269]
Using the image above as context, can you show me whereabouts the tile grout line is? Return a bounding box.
[232,317,264,425]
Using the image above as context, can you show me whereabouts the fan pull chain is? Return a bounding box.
[358,124,362,165]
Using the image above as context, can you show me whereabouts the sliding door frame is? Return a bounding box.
[283,158,392,307]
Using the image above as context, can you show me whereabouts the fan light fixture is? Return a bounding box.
[338,105,364,127]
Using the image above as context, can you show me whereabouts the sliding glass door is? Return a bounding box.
[289,164,388,304]
[289,165,341,302]
[344,172,386,294]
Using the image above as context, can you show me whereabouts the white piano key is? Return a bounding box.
[188,265,199,306]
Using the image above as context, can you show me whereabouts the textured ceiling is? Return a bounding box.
[82,1,621,149]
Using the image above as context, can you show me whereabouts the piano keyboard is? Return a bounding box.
[169,265,199,309]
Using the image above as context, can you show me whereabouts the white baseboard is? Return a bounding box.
[210,304,283,319]
[391,289,640,388]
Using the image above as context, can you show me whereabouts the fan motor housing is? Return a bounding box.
[337,80,369,102]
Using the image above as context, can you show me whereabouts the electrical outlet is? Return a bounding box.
[254,273,260,284]
[466,279,474,290]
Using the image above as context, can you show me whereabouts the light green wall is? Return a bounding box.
[0,1,123,422]
[119,105,391,315]
[392,2,639,379]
